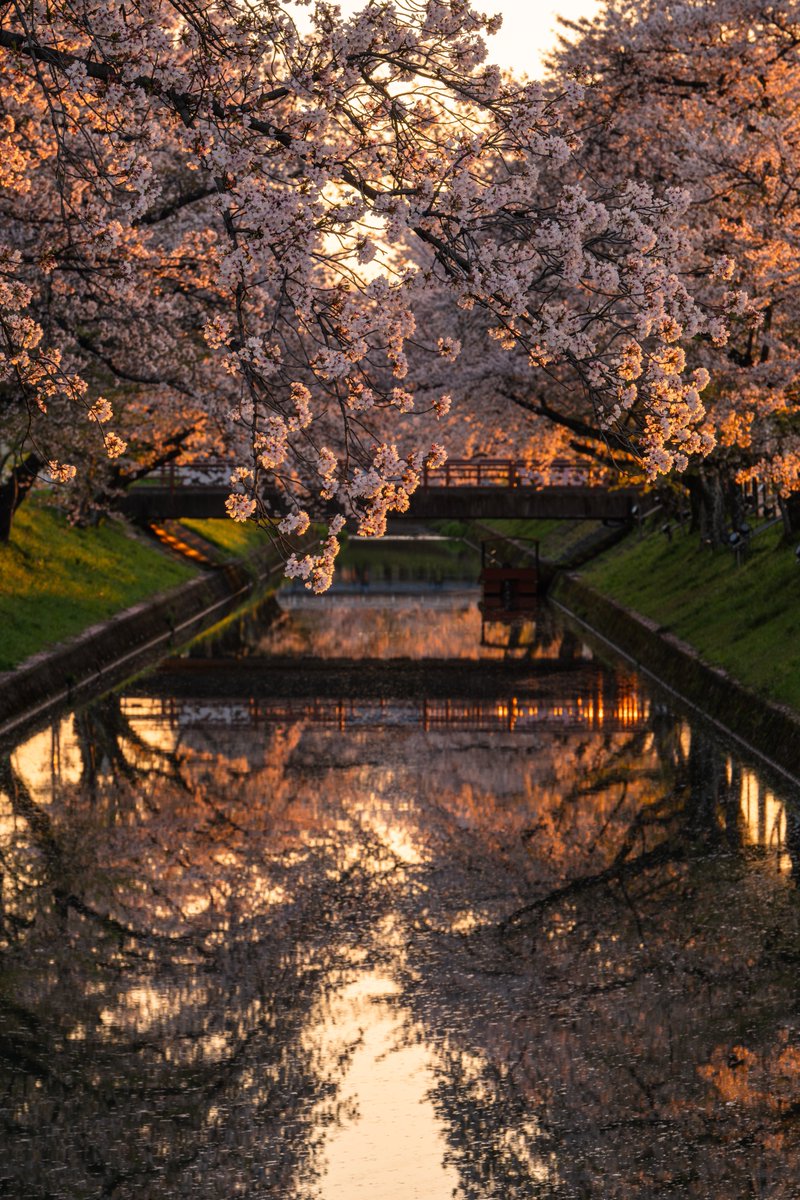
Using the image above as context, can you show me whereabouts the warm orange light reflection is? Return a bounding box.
[121,685,651,735]
[740,768,791,872]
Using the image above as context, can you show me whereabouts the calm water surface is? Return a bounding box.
[1,583,799,1198]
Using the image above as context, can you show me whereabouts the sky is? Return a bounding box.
[329,1,604,78]
[483,0,602,76]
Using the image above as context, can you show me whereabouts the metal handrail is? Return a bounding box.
[148,457,607,492]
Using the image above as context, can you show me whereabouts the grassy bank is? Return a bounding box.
[429,518,606,563]
[1,502,197,671]
[477,518,605,562]
[180,517,270,558]
[339,532,480,581]
[578,522,800,710]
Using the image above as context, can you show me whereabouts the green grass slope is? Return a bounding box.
[581,524,800,709]
[180,517,270,557]
[478,518,604,562]
[0,502,197,671]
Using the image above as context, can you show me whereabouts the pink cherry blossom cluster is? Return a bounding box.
[547,0,800,513]
[0,244,128,481]
[285,515,345,593]
[0,0,756,567]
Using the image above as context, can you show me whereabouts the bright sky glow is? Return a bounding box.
[331,1,603,77]
[484,0,602,76]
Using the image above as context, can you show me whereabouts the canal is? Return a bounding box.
[1,546,799,1198]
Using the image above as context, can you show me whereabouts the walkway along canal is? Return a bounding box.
[1,560,800,1198]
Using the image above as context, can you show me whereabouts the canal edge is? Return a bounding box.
[0,534,317,745]
[552,572,800,788]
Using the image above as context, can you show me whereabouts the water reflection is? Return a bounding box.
[1,592,800,1197]
[118,688,650,735]
[310,964,463,1199]
[201,585,584,661]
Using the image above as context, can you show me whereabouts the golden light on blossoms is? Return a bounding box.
[0,0,753,578]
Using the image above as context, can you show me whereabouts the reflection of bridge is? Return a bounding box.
[121,459,640,523]
[122,690,650,734]
[280,584,480,607]
[143,655,620,698]
[128,656,651,732]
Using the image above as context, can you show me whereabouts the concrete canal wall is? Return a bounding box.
[5,517,798,787]
[553,572,800,783]
[0,539,310,744]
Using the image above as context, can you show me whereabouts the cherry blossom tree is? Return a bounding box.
[0,43,236,538]
[548,0,800,539]
[0,0,731,578]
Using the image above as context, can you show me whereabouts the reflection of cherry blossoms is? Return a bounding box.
[4,591,800,1196]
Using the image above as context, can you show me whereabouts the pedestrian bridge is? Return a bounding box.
[122,458,640,523]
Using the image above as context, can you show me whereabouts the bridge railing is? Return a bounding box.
[421,459,513,488]
[418,458,603,488]
[122,693,650,733]
[147,457,605,492]
[155,460,233,490]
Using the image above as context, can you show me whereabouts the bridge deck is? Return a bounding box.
[139,655,625,699]
[122,458,639,523]
[123,655,648,733]
[122,484,638,523]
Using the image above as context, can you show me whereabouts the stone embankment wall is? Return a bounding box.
[553,573,800,782]
[0,539,310,744]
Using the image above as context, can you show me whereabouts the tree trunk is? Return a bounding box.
[0,453,42,542]
[779,493,800,542]
[725,476,747,533]
[686,475,703,534]
[686,469,728,547]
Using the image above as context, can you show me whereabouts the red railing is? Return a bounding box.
[420,458,601,488]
